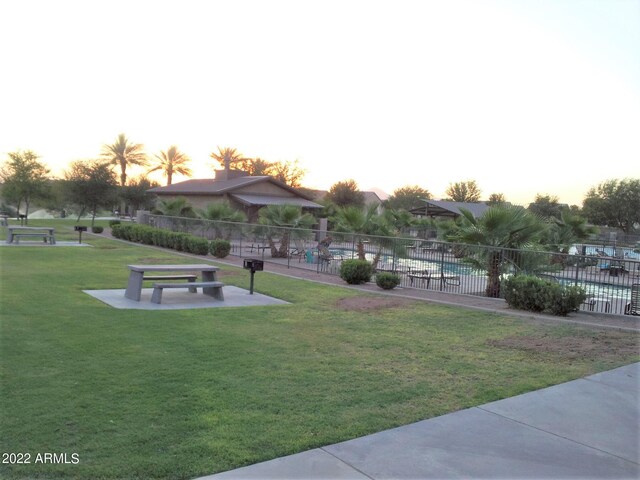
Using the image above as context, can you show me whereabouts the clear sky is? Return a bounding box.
[1,0,639,206]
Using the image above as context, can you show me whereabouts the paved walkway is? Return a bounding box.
[199,362,639,479]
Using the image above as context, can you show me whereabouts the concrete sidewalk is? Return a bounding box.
[199,362,639,479]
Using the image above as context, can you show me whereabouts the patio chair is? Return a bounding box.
[289,238,307,262]
[625,283,639,316]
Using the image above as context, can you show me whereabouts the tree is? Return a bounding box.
[445,180,481,202]
[148,145,192,185]
[487,193,506,206]
[239,158,273,176]
[64,160,118,225]
[120,176,159,214]
[0,150,50,223]
[326,179,365,207]
[198,201,247,238]
[210,147,247,174]
[270,159,306,188]
[446,205,547,298]
[101,133,147,187]
[542,211,598,254]
[385,185,431,211]
[528,194,565,219]
[152,197,196,217]
[258,204,316,258]
[331,204,391,262]
[582,178,640,234]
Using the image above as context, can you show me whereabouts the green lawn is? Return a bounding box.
[1,222,638,479]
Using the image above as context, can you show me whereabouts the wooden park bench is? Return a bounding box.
[151,281,225,304]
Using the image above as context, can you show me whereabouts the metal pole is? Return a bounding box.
[249,270,255,294]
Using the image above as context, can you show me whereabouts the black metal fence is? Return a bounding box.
[146,214,640,316]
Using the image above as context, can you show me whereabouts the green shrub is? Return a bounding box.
[210,239,231,258]
[339,259,372,284]
[111,224,125,239]
[376,272,400,290]
[546,284,587,316]
[504,275,586,316]
[186,236,210,255]
[91,226,104,234]
[108,219,121,227]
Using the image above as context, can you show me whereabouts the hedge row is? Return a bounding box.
[503,274,587,316]
[111,224,229,257]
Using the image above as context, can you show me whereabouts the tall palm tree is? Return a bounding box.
[101,133,147,186]
[446,205,547,297]
[210,147,246,177]
[148,145,192,185]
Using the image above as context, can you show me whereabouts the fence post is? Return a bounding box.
[439,245,446,291]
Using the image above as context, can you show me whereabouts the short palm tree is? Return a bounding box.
[447,205,547,297]
[101,133,147,186]
[152,197,196,218]
[198,201,248,238]
[258,205,316,258]
[148,146,192,185]
[331,205,392,266]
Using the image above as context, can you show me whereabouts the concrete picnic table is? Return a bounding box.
[124,264,220,301]
[6,226,56,244]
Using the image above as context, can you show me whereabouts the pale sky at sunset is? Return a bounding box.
[1,0,639,207]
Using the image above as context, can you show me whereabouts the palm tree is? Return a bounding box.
[198,201,247,238]
[331,205,391,265]
[101,133,147,187]
[446,205,547,297]
[148,146,192,186]
[544,211,597,254]
[210,147,247,177]
[152,197,196,218]
[258,205,316,258]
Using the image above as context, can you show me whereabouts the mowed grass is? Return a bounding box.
[1,222,638,479]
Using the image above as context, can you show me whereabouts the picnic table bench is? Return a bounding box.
[7,226,56,244]
[125,264,222,302]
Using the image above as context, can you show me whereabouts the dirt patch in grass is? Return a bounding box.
[488,331,640,361]
[336,296,417,312]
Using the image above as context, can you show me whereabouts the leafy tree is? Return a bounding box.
[446,205,547,298]
[152,197,196,217]
[120,176,159,214]
[101,133,147,186]
[148,145,192,185]
[326,179,365,207]
[385,185,431,211]
[528,194,566,219]
[0,150,50,223]
[210,147,247,173]
[445,180,481,202]
[239,157,273,176]
[258,204,316,257]
[487,193,506,206]
[270,159,306,188]
[63,160,118,225]
[582,178,640,233]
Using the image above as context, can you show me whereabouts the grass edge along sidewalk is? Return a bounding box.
[0,230,638,479]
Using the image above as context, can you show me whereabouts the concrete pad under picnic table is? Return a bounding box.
[84,286,289,310]
[0,240,90,247]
